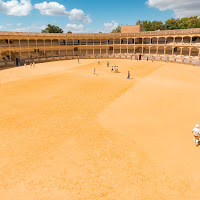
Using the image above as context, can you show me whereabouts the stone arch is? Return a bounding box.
[143,38,150,44]
[158,37,165,44]
[87,39,93,45]
[166,37,174,44]
[175,37,182,44]
[166,46,172,55]
[121,38,127,44]
[135,38,142,44]
[157,46,165,55]
[151,37,157,44]
[128,38,134,44]
[67,39,73,45]
[114,38,120,44]
[80,39,86,45]
[94,39,100,45]
[183,36,190,44]
[182,47,190,56]
[191,47,199,57]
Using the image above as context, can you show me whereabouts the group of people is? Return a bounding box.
[111,65,119,73]
[93,60,130,79]
[192,124,200,146]
[24,62,35,68]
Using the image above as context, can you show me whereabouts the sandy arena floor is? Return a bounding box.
[0,59,200,199]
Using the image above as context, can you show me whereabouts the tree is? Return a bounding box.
[111,25,121,33]
[67,31,72,34]
[41,24,63,33]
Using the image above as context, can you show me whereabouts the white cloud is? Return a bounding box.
[146,0,200,18]
[0,26,5,30]
[68,9,91,23]
[104,20,118,32]
[15,24,46,32]
[65,24,86,33]
[0,0,32,16]
[17,23,22,26]
[34,1,67,16]
[34,1,92,23]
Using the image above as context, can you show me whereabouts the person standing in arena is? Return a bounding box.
[93,68,96,75]
[192,124,200,146]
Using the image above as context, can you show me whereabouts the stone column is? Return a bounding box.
[8,39,10,48]
[36,39,37,47]
[172,47,175,56]
[157,38,158,45]
[19,39,21,47]
[127,46,128,54]
[142,47,144,54]
[0,51,1,61]
[120,47,121,54]
[180,47,183,57]
[20,51,22,59]
[44,40,45,46]
[51,39,53,46]
[149,47,151,55]
[156,47,158,55]
[173,37,175,45]
[165,38,167,45]
[198,49,200,60]
[142,38,144,45]
[93,49,94,55]
[181,37,183,45]
[189,48,192,57]
[100,48,101,56]
[28,39,29,47]
[9,51,11,61]
[134,47,136,54]
[28,51,30,59]
[164,47,166,56]
[190,37,192,44]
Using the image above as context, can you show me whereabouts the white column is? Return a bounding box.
[180,47,183,57]
[164,47,166,56]
[189,48,192,57]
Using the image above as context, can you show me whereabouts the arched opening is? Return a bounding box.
[135,47,142,54]
[10,40,20,47]
[108,39,114,45]
[0,40,9,47]
[37,40,44,46]
[150,46,157,55]
[191,47,199,57]
[94,39,100,45]
[175,37,182,44]
[143,38,150,44]
[183,36,190,44]
[135,38,142,44]
[174,47,181,56]
[166,37,174,44]
[128,38,134,44]
[151,38,157,44]
[52,39,59,46]
[60,40,66,45]
[192,36,200,44]
[87,39,93,45]
[101,39,107,45]
[158,46,164,55]
[74,39,80,45]
[45,40,51,46]
[67,39,73,45]
[182,47,189,57]
[166,47,172,56]
[114,38,120,44]
[20,40,28,47]
[81,39,86,45]
[121,38,127,44]
[158,37,165,44]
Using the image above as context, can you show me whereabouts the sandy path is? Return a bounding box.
[0,59,199,199]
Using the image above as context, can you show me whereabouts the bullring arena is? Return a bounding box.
[1,26,200,199]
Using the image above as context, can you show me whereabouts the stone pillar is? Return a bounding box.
[100,48,102,56]
[142,38,144,45]
[180,47,183,57]
[190,37,192,44]
[142,47,144,54]
[156,47,158,55]
[120,47,121,54]
[157,38,158,45]
[127,46,128,54]
[113,47,114,54]
[134,47,136,54]
[149,47,151,55]
[36,39,37,47]
[165,38,167,45]
[100,39,101,45]
[44,40,45,46]
[172,47,174,56]
[51,39,52,46]
[19,39,21,47]
[164,47,166,56]
[20,51,22,59]
[0,51,1,61]
[127,38,128,45]
[8,39,10,48]
[28,39,29,47]
[59,49,61,57]
[189,48,192,57]
[73,48,74,56]
[28,51,30,59]
[173,37,175,45]
[93,49,94,55]
[9,51,11,61]
[181,37,183,44]
[198,49,200,60]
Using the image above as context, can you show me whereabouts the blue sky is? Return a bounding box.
[0,0,198,33]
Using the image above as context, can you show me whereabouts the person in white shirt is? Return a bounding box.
[98,60,100,64]
[192,124,200,146]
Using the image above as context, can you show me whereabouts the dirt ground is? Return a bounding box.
[0,59,200,199]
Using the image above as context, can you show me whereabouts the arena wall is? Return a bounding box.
[0,28,200,67]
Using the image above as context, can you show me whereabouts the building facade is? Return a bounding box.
[0,27,200,66]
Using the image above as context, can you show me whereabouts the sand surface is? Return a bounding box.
[0,59,200,199]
